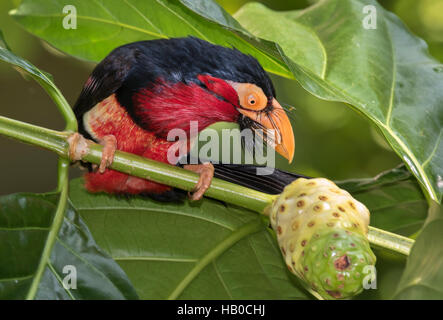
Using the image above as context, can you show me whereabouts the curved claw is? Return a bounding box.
[98,135,117,173]
[184,163,214,201]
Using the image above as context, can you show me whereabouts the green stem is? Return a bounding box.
[367,226,414,256]
[85,144,276,213]
[0,116,413,255]
[36,79,77,132]
[26,158,70,299]
[0,116,70,156]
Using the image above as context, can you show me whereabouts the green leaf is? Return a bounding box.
[68,178,309,300]
[0,30,56,90]
[9,0,291,78]
[0,29,76,130]
[0,30,11,50]
[394,201,443,299]
[0,192,138,299]
[233,0,443,202]
[338,165,428,236]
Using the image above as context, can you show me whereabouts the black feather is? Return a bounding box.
[139,189,186,203]
[74,46,139,139]
[213,163,310,194]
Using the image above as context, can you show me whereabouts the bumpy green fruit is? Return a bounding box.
[266,178,376,299]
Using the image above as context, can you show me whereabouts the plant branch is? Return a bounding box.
[0,116,70,156]
[367,226,414,256]
[26,158,70,299]
[0,115,413,255]
[36,79,77,132]
[86,142,276,212]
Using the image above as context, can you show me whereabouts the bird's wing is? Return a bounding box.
[212,163,309,194]
[73,45,139,138]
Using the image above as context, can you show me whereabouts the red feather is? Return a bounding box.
[133,78,239,137]
[83,94,176,194]
[82,77,240,195]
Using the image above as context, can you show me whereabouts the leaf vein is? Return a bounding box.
[154,0,209,41]
[75,206,235,230]
[213,261,233,299]
[384,13,397,126]
[47,261,76,300]
[55,236,125,295]
[113,256,197,262]
[123,0,166,37]
[422,128,443,169]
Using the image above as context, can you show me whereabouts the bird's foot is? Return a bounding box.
[183,162,214,201]
[67,133,116,174]
[98,135,117,173]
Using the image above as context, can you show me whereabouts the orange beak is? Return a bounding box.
[238,98,295,163]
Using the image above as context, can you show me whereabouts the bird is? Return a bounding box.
[72,37,295,201]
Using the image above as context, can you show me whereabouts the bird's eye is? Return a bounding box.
[230,82,267,111]
[248,95,257,105]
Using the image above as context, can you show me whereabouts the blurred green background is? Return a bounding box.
[1,0,442,195]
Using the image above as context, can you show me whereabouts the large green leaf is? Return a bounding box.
[68,178,309,300]
[0,193,138,299]
[338,165,428,236]
[394,202,443,299]
[9,0,290,78]
[233,0,443,202]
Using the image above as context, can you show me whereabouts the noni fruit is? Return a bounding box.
[266,177,376,299]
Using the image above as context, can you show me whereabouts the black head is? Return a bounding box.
[119,36,276,100]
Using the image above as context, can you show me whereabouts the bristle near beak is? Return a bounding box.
[238,98,295,163]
